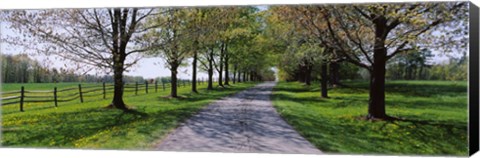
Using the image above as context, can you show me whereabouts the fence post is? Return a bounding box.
[155,81,158,92]
[78,84,84,103]
[135,82,138,95]
[145,81,148,94]
[54,87,58,107]
[20,86,24,112]
[162,81,166,91]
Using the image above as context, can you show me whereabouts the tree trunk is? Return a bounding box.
[208,50,214,90]
[224,53,230,85]
[192,51,198,93]
[368,17,388,119]
[237,70,241,83]
[250,71,254,81]
[419,65,424,80]
[218,44,224,87]
[171,64,178,97]
[320,63,328,98]
[109,9,128,110]
[329,61,340,86]
[233,64,237,84]
[111,57,127,110]
[305,64,312,86]
[298,64,306,83]
[243,71,246,82]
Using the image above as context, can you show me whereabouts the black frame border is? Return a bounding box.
[469,1,479,156]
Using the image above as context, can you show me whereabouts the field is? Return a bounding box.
[272,80,468,156]
[1,82,257,149]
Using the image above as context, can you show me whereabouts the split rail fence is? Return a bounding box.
[0,79,209,112]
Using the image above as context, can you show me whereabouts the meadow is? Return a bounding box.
[1,82,256,149]
[272,80,468,156]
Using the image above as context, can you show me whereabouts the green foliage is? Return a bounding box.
[386,49,468,81]
[1,82,256,148]
[272,81,467,155]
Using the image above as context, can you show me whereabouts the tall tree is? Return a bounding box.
[147,8,191,97]
[3,9,156,110]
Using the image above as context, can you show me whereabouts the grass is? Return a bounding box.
[272,80,468,156]
[2,82,101,92]
[1,81,257,149]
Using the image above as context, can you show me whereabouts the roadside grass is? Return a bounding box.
[1,82,257,149]
[272,80,468,156]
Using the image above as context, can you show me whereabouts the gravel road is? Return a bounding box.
[156,82,322,154]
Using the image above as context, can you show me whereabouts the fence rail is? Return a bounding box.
[0,79,206,112]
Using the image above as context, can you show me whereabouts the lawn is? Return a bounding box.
[1,82,257,149]
[272,80,468,156]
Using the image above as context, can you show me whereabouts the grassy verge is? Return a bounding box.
[272,81,468,156]
[1,82,257,149]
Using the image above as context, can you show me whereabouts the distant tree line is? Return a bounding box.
[385,49,468,81]
[1,54,147,83]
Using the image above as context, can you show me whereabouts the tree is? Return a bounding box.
[3,8,156,110]
[318,2,467,119]
[267,6,331,97]
[267,3,467,119]
[147,8,191,98]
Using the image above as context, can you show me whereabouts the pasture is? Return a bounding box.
[272,80,468,156]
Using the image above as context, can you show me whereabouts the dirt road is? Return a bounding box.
[156,82,321,154]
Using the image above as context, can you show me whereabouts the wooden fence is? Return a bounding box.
[0,79,207,112]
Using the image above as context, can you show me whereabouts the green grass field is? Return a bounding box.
[272,80,468,156]
[2,82,101,91]
[1,82,257,149]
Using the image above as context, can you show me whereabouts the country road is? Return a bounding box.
[156,82,322,154]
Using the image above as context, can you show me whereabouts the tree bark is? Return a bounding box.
[170,63,178,97]
[243,71,246,82]
[233,64,237,84]
[192,51,198,93]
[298,64,306,83]
[320,62,328,98]
[368,17,388,119]
[237,70,241,83]
[218,43,224,87]
[109,9,128,110]
[224,53,230,85]
[207,49,214,90]
[250,71,254,81]
[111,55,127,110]
[305,63,313,86]
[329,61,340,86]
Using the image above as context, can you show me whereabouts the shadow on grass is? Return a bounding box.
[280,112,467,155]
[2,103,207,148]
[343,81,467,97]
[272,81,468,155]
[2,108,144,147]
[273,93,326,105]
